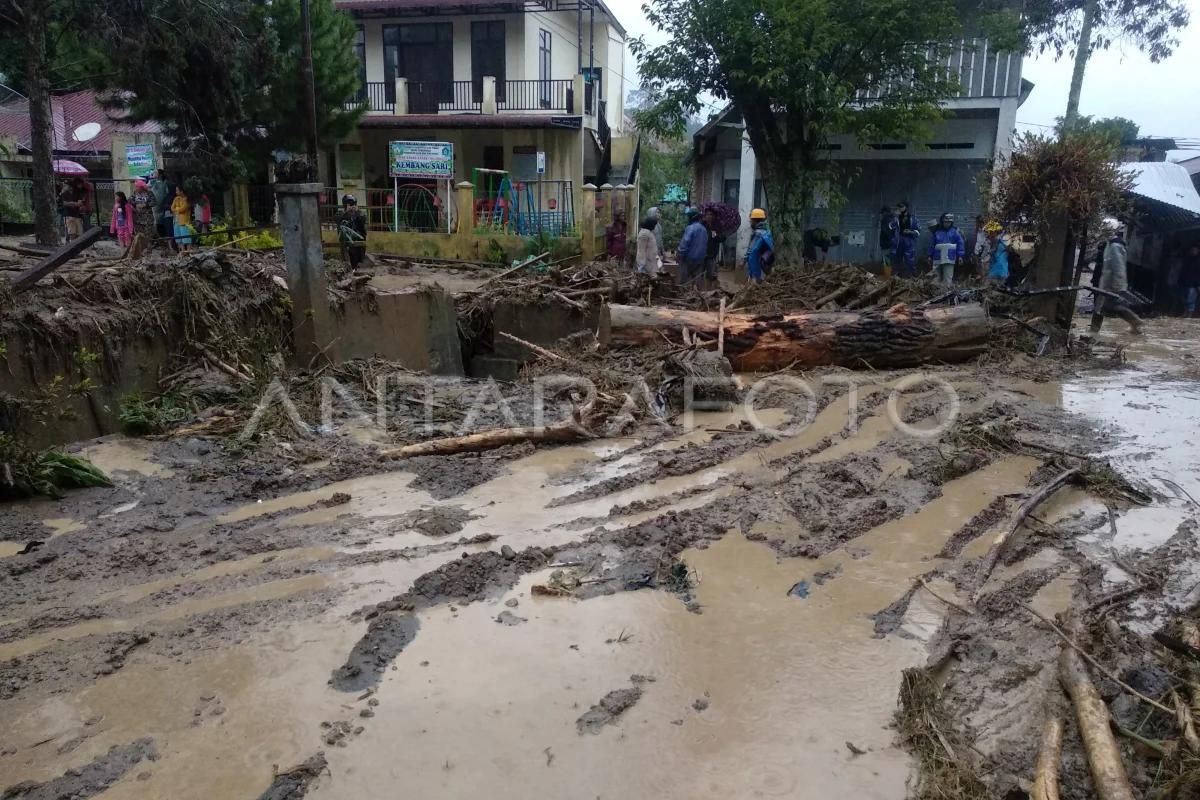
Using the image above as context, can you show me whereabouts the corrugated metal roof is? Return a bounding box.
[1120,162,1200,216]
[0,90,161,156]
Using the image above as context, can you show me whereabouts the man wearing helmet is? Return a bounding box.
[928,213,965,285]
[744,208,774,284]
[337,194,368,269]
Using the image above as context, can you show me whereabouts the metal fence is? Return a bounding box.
[321,186,447,233]
[346,81,395,113]
[0,177,113,235]
[498,79,573,112]
[409,81,478,114]
[473,178,575,236]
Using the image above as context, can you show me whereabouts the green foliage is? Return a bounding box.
[205,221,283,250]
[636,137,691,217]
[0,180,32,225]
[987,131,1134,235]
[483,238,507,264]
[0,434,113,500]
[525,230,557,258]
[1055,115,1140,146]
[633,0,969,251]
[119,393,189,436]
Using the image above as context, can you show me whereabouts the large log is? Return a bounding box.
[599,302,991,371]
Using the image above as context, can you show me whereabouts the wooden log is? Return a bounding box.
[598,302,990,372]
[9,226,103,293]
[379,418,589,459]
[1058,641,1137,800]
[1031,714,1064,800]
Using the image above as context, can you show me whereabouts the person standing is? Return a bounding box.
[647,206,665,261]
[929,213,965,285]
[337,194,368,269]
[676,207,708,286]
[1090,227,1144,334]
[110,191,135,249]
[744,208,774,284]
[605,208,628,262]
[130,180,158,246]
[702,207,726,289]
[879,205,898,277]
[193,194,213,238]
[149,169,171,240]
[171,186,193,252]
[892,200,921,278]
[972,215,990,276]
[1181,244,1200,317]
[78,178,94,230]
[59,179,84,241]
[636,216,659,275]
[984,222,1008,284]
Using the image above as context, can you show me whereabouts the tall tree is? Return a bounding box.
[633,0,965,256]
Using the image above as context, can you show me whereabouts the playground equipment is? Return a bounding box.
[471,168,575,235]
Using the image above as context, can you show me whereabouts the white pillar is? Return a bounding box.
[482,76,498,115]
[394,77,408,116]
[994,97,1018,163]
[736,129,757,258]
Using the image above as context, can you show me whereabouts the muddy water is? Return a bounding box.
[80,438,174,478]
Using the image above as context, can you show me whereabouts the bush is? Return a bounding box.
[119,393,189,436]
[0,434,112,500]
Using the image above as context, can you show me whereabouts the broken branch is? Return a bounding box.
[1058,639,1137,800]
[1030,714,1063,800]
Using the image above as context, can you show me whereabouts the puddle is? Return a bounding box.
[43,517,87,539]
[79,439,174,479]
[0,541,23,558]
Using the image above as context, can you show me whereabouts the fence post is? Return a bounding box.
[598,183,614,227]
[581,183,598,262]
[482,77,498,114]
[394,78,408,115]
[232,183,251,227]
[274,181,338,367]
[454,181,475,247]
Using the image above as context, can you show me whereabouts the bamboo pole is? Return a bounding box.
[1058,642,1136,800]
[1031,715,1063,800]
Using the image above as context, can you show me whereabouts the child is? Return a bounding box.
[170,186,193,252]
[194,194,212,237]
[110,191,135,248]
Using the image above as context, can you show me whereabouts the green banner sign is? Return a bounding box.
[388,141,454,181]
[125,143,156,175]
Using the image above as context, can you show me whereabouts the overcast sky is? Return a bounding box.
[607,0,1200,145]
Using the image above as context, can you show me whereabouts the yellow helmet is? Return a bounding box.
[750,208,767,221]
[984,220,1003,234]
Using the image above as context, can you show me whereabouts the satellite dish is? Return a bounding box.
[72,122,101,143]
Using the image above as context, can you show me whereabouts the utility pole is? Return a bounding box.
[1063,0,1099,131]
[300,0,319,168]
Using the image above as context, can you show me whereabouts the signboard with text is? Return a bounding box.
[125,143,156,175]
[388,140,454,180]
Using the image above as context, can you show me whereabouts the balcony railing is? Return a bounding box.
[498,79,573,112]
[408,81,479,114]
[346,82,394,113]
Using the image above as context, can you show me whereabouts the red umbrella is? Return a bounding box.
[52,159,89,176]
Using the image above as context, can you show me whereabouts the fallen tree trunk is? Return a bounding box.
[599,302,990,372]
[379,401,595,459]
[1058,641,1136,800]
[1031,714,1064,800]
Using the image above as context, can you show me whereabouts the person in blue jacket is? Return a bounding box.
[676,207,708,285]
[928,212,966,284]
[891,200,920,278]
[983,221,1008,283]
[744,207,774,284]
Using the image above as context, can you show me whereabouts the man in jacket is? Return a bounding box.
[337,195,368,269]
[744,208,774,284]
[929,213,965,284]
[892,200,921,278]
[1090,228,1144,334]
[676,207,707,285]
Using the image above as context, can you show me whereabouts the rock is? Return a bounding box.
[505,598,519,608]
[501,545,516,560]
[495,610,527,626]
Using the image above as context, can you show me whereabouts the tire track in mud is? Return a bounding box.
[0,738,157,799]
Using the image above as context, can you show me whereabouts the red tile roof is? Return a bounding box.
[0,90,161,156]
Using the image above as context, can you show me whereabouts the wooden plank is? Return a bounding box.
[9,227,104,293]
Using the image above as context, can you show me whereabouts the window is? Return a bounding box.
[471,21,506,103]
[383,23,453,107]
[353,26,366,102]
[722,179,739,207]
[927,142,975,150]
[538,29,552,107]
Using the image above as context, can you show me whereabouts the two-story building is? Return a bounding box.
[329,0,636,236]
[691,38,1032,264]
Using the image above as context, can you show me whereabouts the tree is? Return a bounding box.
[633,0,965,258]
[1054,115,1139,145]
[983,0,1190,125]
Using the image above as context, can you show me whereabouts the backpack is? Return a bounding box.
[761,245,776,275]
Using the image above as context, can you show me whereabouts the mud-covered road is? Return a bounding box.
[1,318,1198,799]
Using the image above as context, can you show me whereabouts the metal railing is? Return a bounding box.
[346,82,394,113]
[473,178,575,235]
[0,177,112,234]
[409,81,478,114]
[498,79,573,112]
[322,186,446,232]
[584,81,595,115]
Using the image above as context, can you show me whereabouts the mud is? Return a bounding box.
[0,316,1197,800]
[256,754,328,800]
[1,739,157,800]
[575,686,644,734]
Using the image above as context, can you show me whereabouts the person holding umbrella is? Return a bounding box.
[58,178,84,241]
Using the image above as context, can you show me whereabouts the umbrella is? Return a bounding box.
[52,159,89,176]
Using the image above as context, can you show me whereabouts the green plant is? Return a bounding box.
[119,393,189,436]
[0,434,112,500]
[483,238,507,265]
[526,230,557,258]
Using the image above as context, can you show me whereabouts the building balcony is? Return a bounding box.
[346,76,579,116]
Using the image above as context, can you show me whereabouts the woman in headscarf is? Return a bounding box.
[130,179,158,244]
[636,216,659,275]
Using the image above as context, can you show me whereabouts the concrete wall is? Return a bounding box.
[334,287,464,376]
[325,228,581,263]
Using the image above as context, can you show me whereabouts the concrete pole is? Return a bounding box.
[736,129,757,259]
[275,182,338,367]
[454,181,475,252]
[581,183,598,261]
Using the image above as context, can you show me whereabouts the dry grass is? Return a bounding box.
[895,668,990,800]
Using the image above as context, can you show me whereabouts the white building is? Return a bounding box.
[330,0,637,233]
